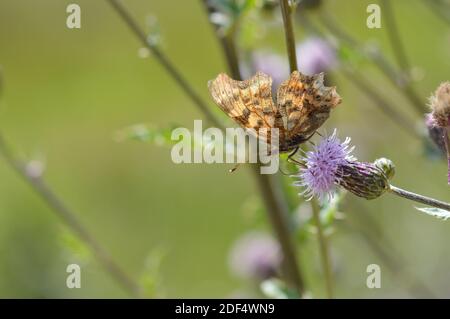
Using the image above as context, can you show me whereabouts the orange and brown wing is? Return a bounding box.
[276,71,341,151]
[208,72,277,132]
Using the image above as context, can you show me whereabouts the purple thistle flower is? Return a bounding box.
[294,130,355,201]
[228,232,281,282]
[295,131,394,201]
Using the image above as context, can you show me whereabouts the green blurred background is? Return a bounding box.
[0,0,448,298]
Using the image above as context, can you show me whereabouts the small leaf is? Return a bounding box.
[116,124,179,145]
[415,207,450,220]
[260,279,299,299]
[139,247,167,298]
[59,227,91,264]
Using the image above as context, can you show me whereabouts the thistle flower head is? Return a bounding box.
[295,131,393,201]
[429,82,450,128]
[294,130,355,201]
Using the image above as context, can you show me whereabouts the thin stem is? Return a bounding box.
[423,0,450,26]
[299,14,421,140]
[201,0,305,295]
[0,133,141,297]
[317,11,426,115]
[381,0,425,115]
[279,0,334,297]
[107,0,222,128]
[302,15,422,140]
[279,0,298,72]
[311,199,333,298]
[380,0,411,73]
[339,206,436,298]
[253,173,305,295]
[443,127,450,185]
[341,68,421,139]
[108,0,306,294]
[389,184,450,211]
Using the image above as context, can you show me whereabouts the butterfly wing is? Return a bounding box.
[208,72,283,145]
[208,72,276,129]
[276,71,341,151]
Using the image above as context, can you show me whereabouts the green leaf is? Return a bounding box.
[59,227,91,264]
[116,124,179,146]
[320,191,346,228]
[415,207,450,220]
[139,247,167,298]
[260,279,299,299]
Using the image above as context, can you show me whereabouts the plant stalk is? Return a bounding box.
[280,0,298,72]
[389,185,450,211]
[0,133,142,297]
[311,199,334,298]
[279,0,334,297]
[202,0,305,295]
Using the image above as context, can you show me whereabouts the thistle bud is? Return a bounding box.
[429,82,450,128]
[336,161,390,200]
[374,157,396,180]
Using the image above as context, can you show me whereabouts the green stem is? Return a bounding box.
[380,0,425,115]
[108,0,306,295]
[279,0,335,297]
[107,0,222,128]
[341,68,421,139]
[202,0,305,295]
[389,185,450,211]
[279,0,298,72]
[0,133,142,297]
[311,199,334,298]
[317,10,426,115]
[338,206,436,298]
[299,13,420,140]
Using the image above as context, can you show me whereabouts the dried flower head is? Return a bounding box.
[425,113,446,154]
[429,82,450,128]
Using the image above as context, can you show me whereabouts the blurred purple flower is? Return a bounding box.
[228,231,281,281]
[296,37,337,76]
[247,51,289,89]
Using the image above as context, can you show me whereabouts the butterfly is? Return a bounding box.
[208,70,342,156]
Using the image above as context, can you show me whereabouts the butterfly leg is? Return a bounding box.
[287,147,305,167]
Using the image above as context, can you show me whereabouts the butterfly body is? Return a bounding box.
[208,71,341,153]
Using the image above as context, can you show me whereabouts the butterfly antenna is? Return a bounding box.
[287,147,301,164]
[229,163,241,173]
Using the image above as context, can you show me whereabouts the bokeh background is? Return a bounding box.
[0,0,449,298]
